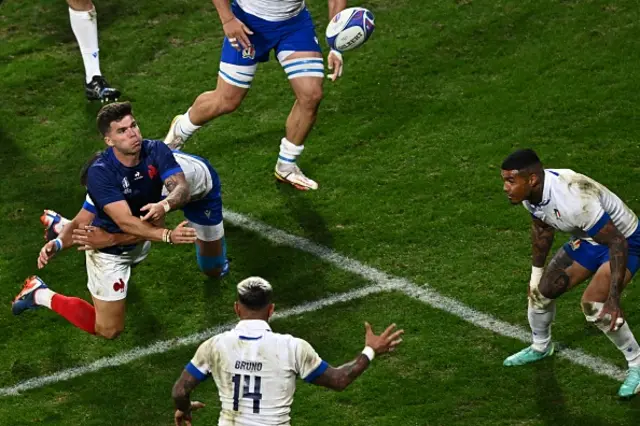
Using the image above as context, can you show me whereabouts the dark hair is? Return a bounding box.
[96,101,133,136]
[237,277,273,310]
[80,151,104,186]
[501,148,541,171]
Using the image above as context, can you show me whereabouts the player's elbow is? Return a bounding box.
[331,374,351,392]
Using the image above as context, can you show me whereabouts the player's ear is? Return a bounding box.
[104,135,114,147]
[234,301,240,317]
[267,303,275,321]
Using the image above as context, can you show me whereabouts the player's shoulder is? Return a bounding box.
[552,169,602,197]
[86,151,113,179]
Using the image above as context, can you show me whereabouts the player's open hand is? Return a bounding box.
[37,240,58,269]
[174,401,205,426]
[140,200,169,223]
[72,226,114,250]
[327,50,343,81]
[599,298,625,332]
[223,17,254,50]
[170,221,197,244]
[364,322,404,355]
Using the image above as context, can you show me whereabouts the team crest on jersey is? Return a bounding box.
[570,238,581,251]
[242,45,256,60]
[122,177,131,194]
[148,165,158,180]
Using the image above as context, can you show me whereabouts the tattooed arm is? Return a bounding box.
[312,322,404,391]
[163,172,191,210]
[531,217,555,268]
[592,220,628,305]
[312,354,371,391]
[172,370,206,425]
[140,172,191,223]
[172,370,201,414]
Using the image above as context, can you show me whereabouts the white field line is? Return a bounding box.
[0,283,392,397]
[0,209,626,396]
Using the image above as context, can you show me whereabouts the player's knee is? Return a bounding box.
[538,269,570,299]
[581,300,609,331]
[216,91,244,114]
[95,325,123,340]
[296,86,323,109]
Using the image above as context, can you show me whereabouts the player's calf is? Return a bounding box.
[196,238,229,278]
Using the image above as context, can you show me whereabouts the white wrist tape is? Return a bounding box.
[529,266,544,289]
[361,346,375,361]
[162,200,171,213]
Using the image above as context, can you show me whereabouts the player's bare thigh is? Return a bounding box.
[190,76,250,124]
[534,247,593,299]
[196,238,225,278]
[582,262,633,303]
[92,297,126,339]
[285,51,324,98]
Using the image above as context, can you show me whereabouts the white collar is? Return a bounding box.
[235,319,271,332]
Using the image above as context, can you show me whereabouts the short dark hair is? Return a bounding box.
[80,151,104,186]
[237,277,273,310]
[96,102,133,136]
[501,148,541,171]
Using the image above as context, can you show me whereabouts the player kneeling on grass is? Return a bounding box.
[12,102,196,339]
[501,148,640,398]
[171,277,404,426]
[42,147,229,279]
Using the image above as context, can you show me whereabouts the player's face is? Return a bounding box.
[105,115,142,155]
[501,169,531,204]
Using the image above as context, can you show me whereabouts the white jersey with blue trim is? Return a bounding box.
[187,320,327,426]
[161,151,213,201]
[235,0,306,21]
[523,169,638,244]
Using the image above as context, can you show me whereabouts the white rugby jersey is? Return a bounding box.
[236,0,305,21]
[523,169,638,243]
[186,320,328,426]
[161,151,213,201]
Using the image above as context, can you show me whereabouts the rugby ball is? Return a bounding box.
[326,7,375,52]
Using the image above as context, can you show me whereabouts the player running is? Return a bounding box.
[12,102,195,339]
[163,0,348,191]
[42,148,229,278]
[500,148,640,398]
[171,276,404,425]
[67,0,120,101]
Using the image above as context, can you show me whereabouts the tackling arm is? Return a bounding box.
[57,208,94,248]
[103,201,170,243]
[163,172,191,211]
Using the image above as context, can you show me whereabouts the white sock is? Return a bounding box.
[34,288,56,310]
[69,7,101,83]
[528,301,556,352]
[174,109,201,141]
[601,322,640,367]
[277,138,304,166]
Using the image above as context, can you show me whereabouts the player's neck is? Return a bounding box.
[113,150,141,168]
[529,173,545,205]
[239,315,270,322]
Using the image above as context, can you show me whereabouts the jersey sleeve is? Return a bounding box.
[185,338,214,382]
[153,141,183,181]
[82,194,97,214]
[86,166,124,208]
[571,192,610,237]
[292,337,328,383]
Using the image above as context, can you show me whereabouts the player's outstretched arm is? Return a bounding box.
[104,201,196,244]
[312,322,403,391]
[591,219,628,331]
[140,172,191,223]
[38,208,94,269]
[172,370,206,426]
